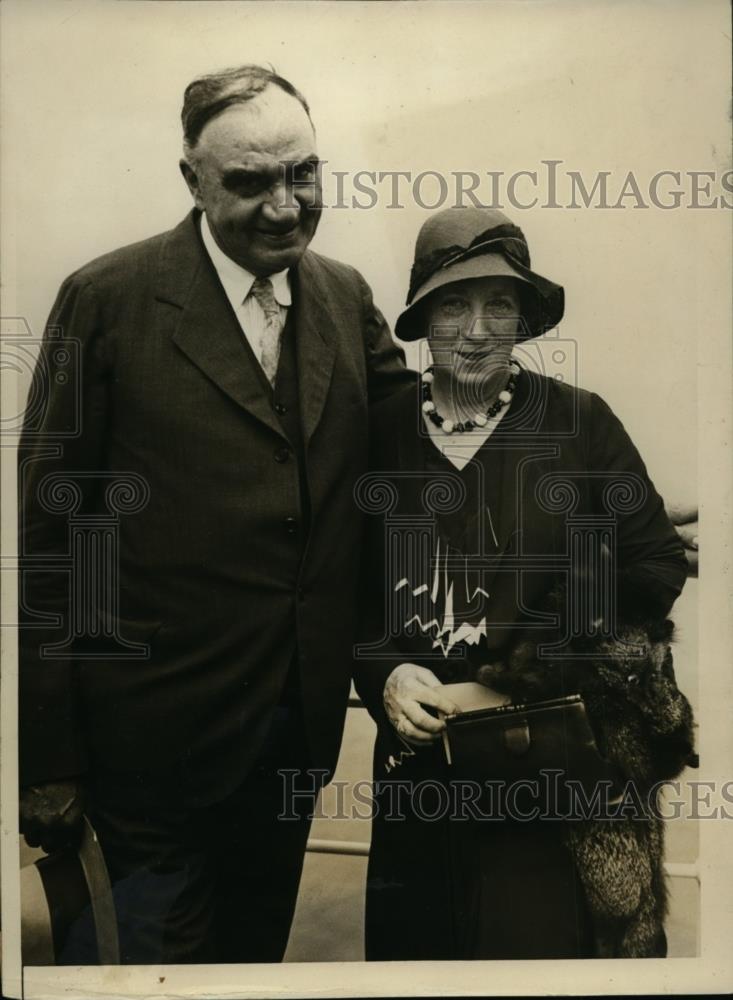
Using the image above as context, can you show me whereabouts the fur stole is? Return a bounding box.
[477,584,698,957]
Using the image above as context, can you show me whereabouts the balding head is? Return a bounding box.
[181,64,313,159]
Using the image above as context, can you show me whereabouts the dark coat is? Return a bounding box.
[354,373,688,763]
[353,372,689,960]
[19,210,413,805]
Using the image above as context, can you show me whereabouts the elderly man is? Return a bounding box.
[18,65,412,964]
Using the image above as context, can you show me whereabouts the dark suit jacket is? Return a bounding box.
[353,372,688,765]
[19,209,413,804]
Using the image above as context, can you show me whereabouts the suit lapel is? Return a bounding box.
[291,254,337,446]
[157,211,285,440]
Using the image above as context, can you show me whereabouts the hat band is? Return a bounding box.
[407,222,530,304]
[439,236,528,272]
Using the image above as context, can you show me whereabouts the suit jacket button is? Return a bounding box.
[285,517,297,534]
[274,402,287,416]
[275,447,290,463]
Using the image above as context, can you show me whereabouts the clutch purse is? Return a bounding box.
[443,693,623,813]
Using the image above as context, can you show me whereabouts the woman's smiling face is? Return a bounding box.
[425,275,522,380]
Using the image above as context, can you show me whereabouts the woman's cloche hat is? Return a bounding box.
[395,207,565,342]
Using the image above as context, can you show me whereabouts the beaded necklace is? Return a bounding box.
[421,360,520,434]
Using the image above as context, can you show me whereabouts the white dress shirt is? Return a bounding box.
[200,213,292,377]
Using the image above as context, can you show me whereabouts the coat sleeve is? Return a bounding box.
[352,563,406,720]
[18,274,111,786]
[352,572,421,773]
[586,391,688,618]
[351,391,422,771]
[356,271,417,404]
[351,270,418,756]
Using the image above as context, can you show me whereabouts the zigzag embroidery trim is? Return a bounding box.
[395,538,490,656]
[385,737,417,773]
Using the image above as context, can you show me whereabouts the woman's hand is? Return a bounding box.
[383,663,460,746]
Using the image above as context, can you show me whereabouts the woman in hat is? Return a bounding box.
[353,207,690,960]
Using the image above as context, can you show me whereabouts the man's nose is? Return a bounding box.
[260,182,301,229]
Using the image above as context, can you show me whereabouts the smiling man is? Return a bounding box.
[179,78,322,276]
[18,65,412,964]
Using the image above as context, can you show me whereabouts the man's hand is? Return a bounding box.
[667,503,698,578]
[383,664,460,746]
[20,779,86,855]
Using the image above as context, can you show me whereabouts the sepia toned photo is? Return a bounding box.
[1,1,731,997]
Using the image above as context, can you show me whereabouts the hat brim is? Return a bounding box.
[395,252,564,342]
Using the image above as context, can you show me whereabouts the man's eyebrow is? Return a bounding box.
[221,166,276,187]
[281,156,321,170]
[221,158,320,187]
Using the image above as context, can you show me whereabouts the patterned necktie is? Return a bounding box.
[249,276,283,386]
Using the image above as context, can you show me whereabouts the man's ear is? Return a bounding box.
[179,158,205,210]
